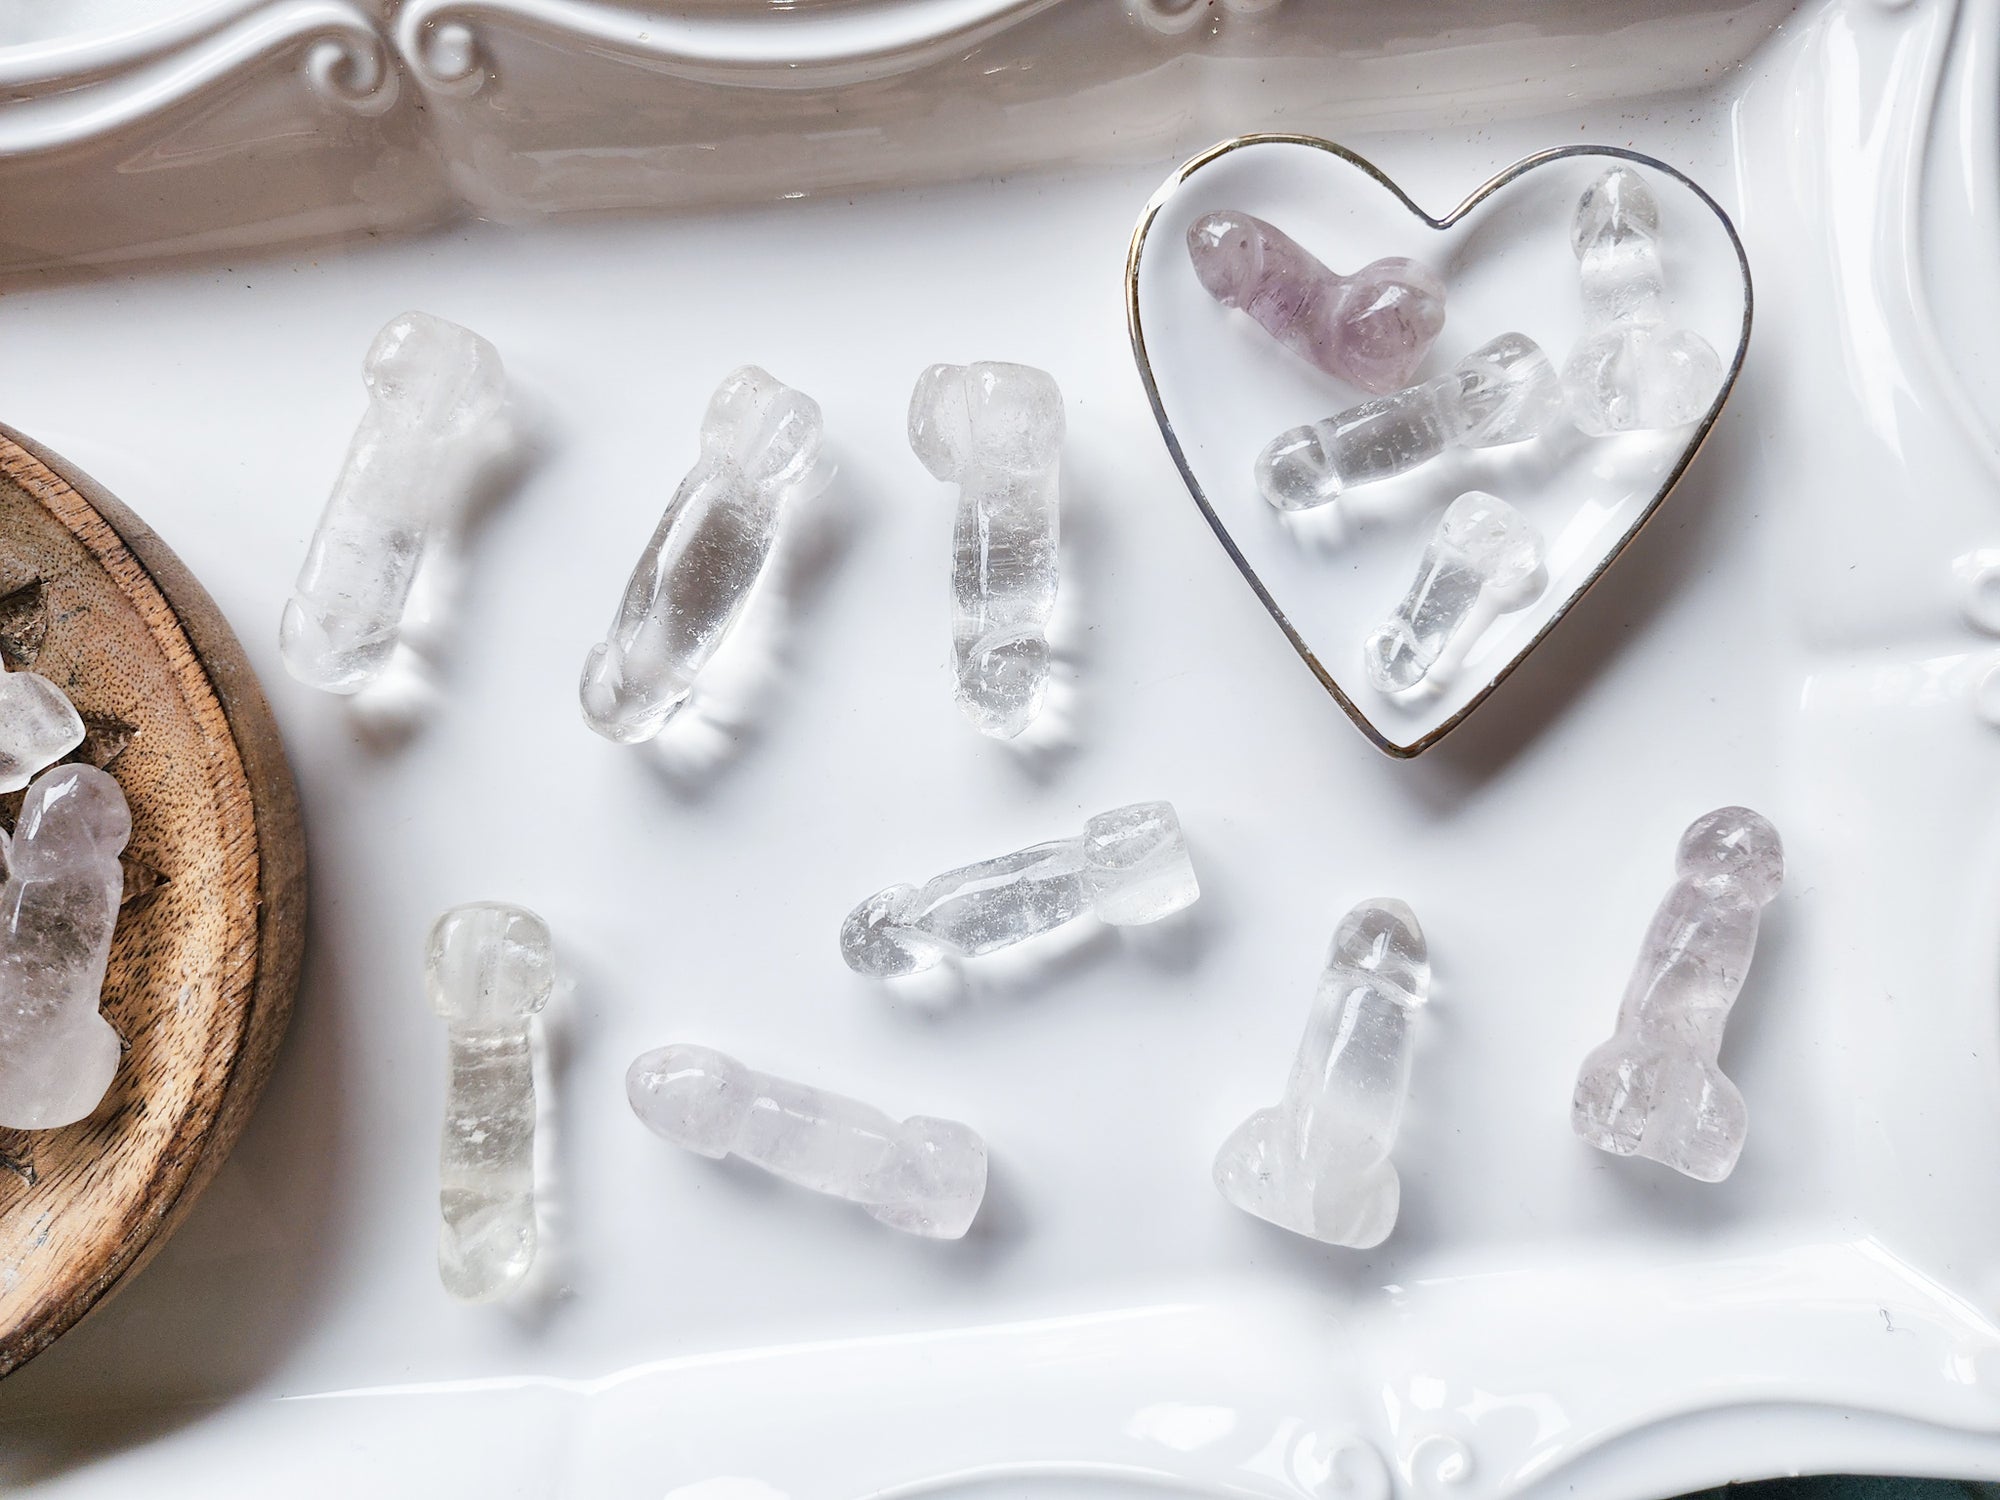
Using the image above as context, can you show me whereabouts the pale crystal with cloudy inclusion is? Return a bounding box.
[0,668,83,794]
[1572,807,1782,1182]
[1563,167,1724,436]
[581,366,823,743]
[1187,210,1447,393]
[0,765,129,1130]
[840,801,1199,978]
[910,361,1064,739]
[627,1043,987,1239]
[427,902,552,1301]
[1365,491,1543,692]
[1256,333,1566,512]
[1214,899,1429,1249]
[280,312,506,693]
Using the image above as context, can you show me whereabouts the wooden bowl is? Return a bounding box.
[0,426,305,1377]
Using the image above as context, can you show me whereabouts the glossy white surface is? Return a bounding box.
[1,0,1999,1495]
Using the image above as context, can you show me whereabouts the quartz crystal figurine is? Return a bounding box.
[280,311,506,693]
[1563,166,1725,435]
[841,801,1199,978]
[1365,491,1543,693]
[1571,807,1783,1182]
[0,765,130,1130]
[1255,333,1566,512]
[580,366,824,743]
[910,361,1064,739]
[1187,210,1447,393]
[0,667,83,794]
[426,902,552,1301]
[627,1043,987,1239]
[1214,898,1429,1248]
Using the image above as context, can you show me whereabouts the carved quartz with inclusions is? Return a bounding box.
[580,365,824,744]
[1572,807,1782,1183]
[0,764,130,1131]
[1186,209,1446,394]
[427,901,552,1301]
[840,801,1200,978]
[627,1043,987,1239]
[1214,898,1429,1249]
[0,666,83,794]
[1365,490,1543,693]
[280,311,507,694]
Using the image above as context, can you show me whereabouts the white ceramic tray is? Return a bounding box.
[2,1,1999,1496]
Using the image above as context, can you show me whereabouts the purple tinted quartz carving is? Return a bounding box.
[1187,210,1446,393]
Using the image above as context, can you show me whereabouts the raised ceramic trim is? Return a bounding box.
[1124,135,1755,759]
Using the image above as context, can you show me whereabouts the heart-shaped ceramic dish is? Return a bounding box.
[1126,135,1752,757]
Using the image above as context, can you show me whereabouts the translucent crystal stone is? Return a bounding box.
[0,765,130,1130]
[1255,332,1566,512]
[909,361,1064,740]
[840,801,1199,978]
[1186,210,1447,393]
[627,1043,987,1239]
[580,366,823,743]
[426,901,553,1301]
[280,311,506,693]
[0,668,83,794]
[1364,491,1543,693]
[1214,898,1429,1248]
[1562,167,1724,435]
[1571,807,1783,1182]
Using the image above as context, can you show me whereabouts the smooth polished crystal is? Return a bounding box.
[0,669,83,794]
[280,311,506,693]
[840,801,1199,978]
[1562,167,1724,435]
[910,361,1064,739]
[580,366,823,743]
[1256,332,1566,512]
[1187,210,1446,393]
[1571,808,1782,1182]
[0,765,129,1130]
[627,1043,987,1238]
[1214,899,1429,1248]
[427,902,552,1301]
[1364,490,1543,693]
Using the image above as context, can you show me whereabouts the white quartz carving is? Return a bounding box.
[0,765,130,1130]
[580,366,824,743]
[280,311,506,693]
[1364,491,1543,692]
[1255,333,1566,513]
[627,1043,987,1239]
[909,361,1065,739]
[1563,166,1725,436]
[1572,807,1783,1182]
[0,668,83,794]
[1214,899,1429,1249]
[840,801,1199,978]
[426,901,552,1301]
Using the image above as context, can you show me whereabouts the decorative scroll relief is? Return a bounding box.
[1126,0,1284,37]
[0,0,395,155]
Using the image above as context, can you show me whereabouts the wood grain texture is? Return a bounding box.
[0,426,306,1378]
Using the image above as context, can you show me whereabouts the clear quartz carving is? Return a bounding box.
[1186,210,1447,393]
[0,765,130,1130]
[841,801,1199,978]
[1213,899,1429,1249]
[426,901,552,1302]
[1255,333,1567,512]
[1571,807,1783,1182]
[627,1043,987,1239]
[580,366,824,743]
[909,361,1064,739]
[1364,490,1543,693]
[0,667,83,793]
[280,311,506,693]
[1562,166,1724,435]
